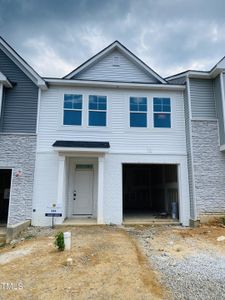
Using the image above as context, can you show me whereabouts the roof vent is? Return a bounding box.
[113,56,120,66]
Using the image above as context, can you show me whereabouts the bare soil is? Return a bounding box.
[0,226,165,300]
[1,224,225,300]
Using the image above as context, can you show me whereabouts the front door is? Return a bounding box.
[73,168,93,215]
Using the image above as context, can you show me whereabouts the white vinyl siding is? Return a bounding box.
[37,86,187,155]
[34,85,190,227]
[72,49,160,83]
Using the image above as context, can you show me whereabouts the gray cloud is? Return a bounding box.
[1,0,225,77]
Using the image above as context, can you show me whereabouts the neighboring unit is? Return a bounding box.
[0,37,47,236]
[167,60,225,224]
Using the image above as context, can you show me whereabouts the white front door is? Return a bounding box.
[73,168,93,215]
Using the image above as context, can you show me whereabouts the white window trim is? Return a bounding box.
[87,95,108,128]
[129,96,148,129]
[152,97,173,129]
[62,94,83,127]
[60,92,110,131]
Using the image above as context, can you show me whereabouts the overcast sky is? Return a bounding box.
[1,0,225,78]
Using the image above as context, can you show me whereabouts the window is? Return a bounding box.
[113,56,120,66]
[63,94,82,125]
[153,98,171,128]
[89,95,107,126]
[130,97,147,127]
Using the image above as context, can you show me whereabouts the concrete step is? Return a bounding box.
[123,219,180,226]
[0,229,6,244]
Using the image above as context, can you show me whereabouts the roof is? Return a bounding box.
[64,40,167,84]
[52,140,110,149]
[166,56,225,81]
[0,36,47,90]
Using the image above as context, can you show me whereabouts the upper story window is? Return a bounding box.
[63,94,82,125]
[89,95,107,126]
[153,97,171,128]
[130,97,147,127]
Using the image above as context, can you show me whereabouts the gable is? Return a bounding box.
[0,37,46,89]
[0,48,36,85]
[72,48,160,83]
[0,48,39,133]
[65,41,166,83]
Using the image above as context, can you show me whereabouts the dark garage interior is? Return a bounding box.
[123,164,179,220]
[0,169,11,224]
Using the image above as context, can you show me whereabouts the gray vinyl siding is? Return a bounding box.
[73,49,160,83]
[183,87,195,220]
[189,79,216,119]
[214,75,225,145]
[0,49,38,133]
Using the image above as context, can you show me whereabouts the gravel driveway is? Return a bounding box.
[126,225,225,300]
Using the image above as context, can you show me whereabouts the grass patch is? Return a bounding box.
[220,216,225,226]
[25,234,35,240]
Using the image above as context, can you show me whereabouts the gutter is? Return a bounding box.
[44,78,185,91]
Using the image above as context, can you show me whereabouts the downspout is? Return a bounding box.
[186,77,198,222]
[0,83,3,117]
[219,72,225,142]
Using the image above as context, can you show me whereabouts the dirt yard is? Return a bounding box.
[0,224,225,300]
[0,226,165,300]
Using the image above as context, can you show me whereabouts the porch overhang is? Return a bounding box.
[220,144,225,152]
[0,71,13,88]
[52,140,110,153]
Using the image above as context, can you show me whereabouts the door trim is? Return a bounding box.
[67,158,98,219]
[72,165,94,216]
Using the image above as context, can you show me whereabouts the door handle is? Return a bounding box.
[73,190,76,200]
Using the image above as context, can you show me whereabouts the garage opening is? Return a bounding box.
[123,164,179,222]
[0,169,12,224]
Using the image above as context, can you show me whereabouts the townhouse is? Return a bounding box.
[0,38,225,232]
[32,41,190,226]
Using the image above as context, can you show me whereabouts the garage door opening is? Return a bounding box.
[0,169,12,224]
[123,164,179,222]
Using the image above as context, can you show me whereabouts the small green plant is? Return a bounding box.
[221,216,225,225]
[25,234,35,240]
[54,232,65,251]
